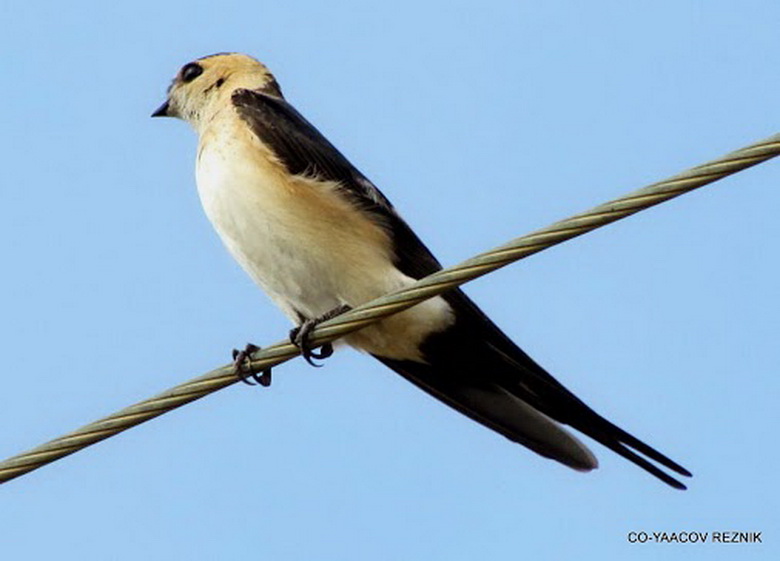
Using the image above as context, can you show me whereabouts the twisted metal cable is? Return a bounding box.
[2,133,779,484]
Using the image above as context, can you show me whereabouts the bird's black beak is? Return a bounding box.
[151,100,170,118]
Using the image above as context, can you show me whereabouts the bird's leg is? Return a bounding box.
[290,304,353,367]
[232,343,272,387]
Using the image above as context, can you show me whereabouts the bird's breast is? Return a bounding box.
[194,122,453,361]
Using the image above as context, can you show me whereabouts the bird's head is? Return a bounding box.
[152,53,282,128]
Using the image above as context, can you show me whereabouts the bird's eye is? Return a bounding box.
[180,63,204,83]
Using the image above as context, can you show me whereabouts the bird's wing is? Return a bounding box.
[232,88,441,280]
[231,88,691,489]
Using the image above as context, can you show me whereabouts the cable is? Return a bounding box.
[1,133,778,484]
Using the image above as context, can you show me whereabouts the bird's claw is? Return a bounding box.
[232,343,272,386]
[289,304,352,367]
[289,322,334,367]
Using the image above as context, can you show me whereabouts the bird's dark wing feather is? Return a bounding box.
[378,307,692,489]
[232,88,691,489]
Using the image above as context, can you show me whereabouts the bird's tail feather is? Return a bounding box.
[487,341,692,488]
[374,356,598,472]
[374,340,691,489]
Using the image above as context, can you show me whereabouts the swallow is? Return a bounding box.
[153,53,692,489]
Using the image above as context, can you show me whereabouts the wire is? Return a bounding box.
[1,133,778,484]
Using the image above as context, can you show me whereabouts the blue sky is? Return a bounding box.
[1,1,777,559]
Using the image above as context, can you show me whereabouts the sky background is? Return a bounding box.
[0,1,777,559]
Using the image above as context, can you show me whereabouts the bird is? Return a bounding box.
[152,52,692,489]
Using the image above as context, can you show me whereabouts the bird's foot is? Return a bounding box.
[289,304,353,367]
[232,343,272,386]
